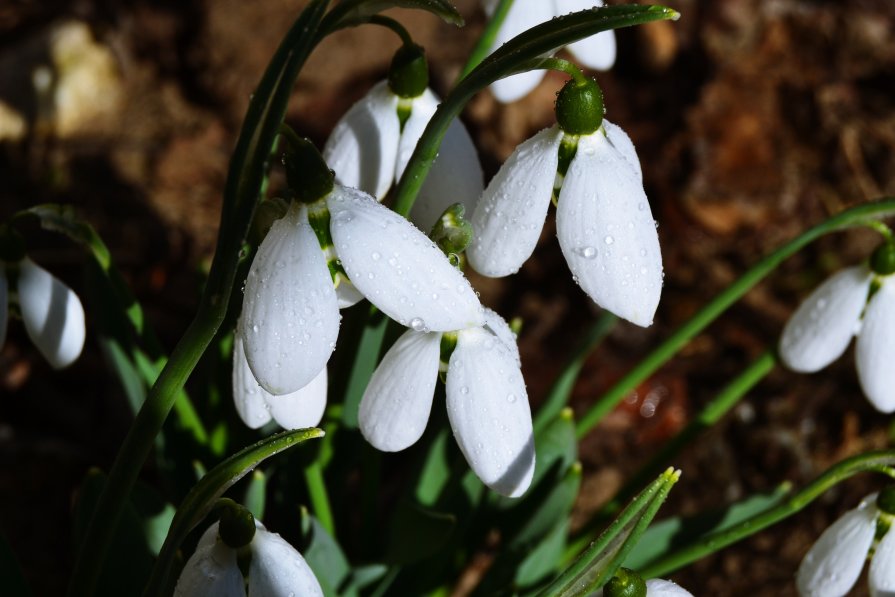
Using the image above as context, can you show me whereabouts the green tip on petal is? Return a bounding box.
[605,568,647,597]
[555,77,604,136]
[388,43,429,99]
[282,135,334,204]
[870,241,895,276]
[430,203,473,257]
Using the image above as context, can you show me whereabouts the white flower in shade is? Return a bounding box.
[240,185,483,397]
[323,80,483,232]
[174,521,323,597]
[1,257,85,368]
[482,0,616,103]
[359,308,534,497]
[778,265,895,413]
[797,492,895,597]
[467,120,661,327]
[232,330,327,430]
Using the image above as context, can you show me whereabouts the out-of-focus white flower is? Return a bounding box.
[1,257,85,368]
[323,80,483,232]
[482,0,616,102]
[358,308,534,497]
[778,265,895,413]
[240,186,483,397]
[174,521,323,597]
[797,492,895,597]
[467,120,661,327]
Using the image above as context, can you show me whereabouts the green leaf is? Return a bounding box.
[517,519,571,593]
[331,305,389,428]
[243,469,267,520]
[385,502,456,565]
[538,468,680,597]
[300,510,357,597]
[324,0,464,29]
[144,428,324,596]
[623,483,791,571]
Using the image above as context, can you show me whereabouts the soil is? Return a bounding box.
[1,0,894,595]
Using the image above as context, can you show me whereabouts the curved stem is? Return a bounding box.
[368,14,414,46]
[864,219,894,242]
[575,197,895,439]
[639,450,895,578]
[458,0,515,81]
[530,56,589,85]
[66,2,333,594]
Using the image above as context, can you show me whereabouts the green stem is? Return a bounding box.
[575,197,895,439]
[864,219,894,242]
[305,460,336,537]
[533,311,617,434]
[571,350,776,555]
[458,0,515,80]
[392,5,680,217]
[66,2,332,595]
[368,14,414,46]
[639,451,895,579]
[528,56,589,85]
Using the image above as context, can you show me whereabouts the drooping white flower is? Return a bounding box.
[467,121,662,327]
[359,308,534,497]
[796,492,895,597]
[174,521,323,597]
[1,257,85,368]
[482,0,617,103]
[240,185,484,397]
[232,331,327,430]
[323,80,483,231]
[778,265,895,413]
[592,577,693,596]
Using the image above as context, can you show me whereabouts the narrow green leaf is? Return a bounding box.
[144,428,324,596]
[300,510,357,597]
[324,0,464,29]
[623,483,791,571]
[243,470,267,520]
[517,518,571,593]
[385,502,456,565]
[538,468,680,597]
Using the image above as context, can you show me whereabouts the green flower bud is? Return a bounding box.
[217,499,256,549]
[878,486,895,516]
[605,568,647,597]
[555,77,604,136]
[430,203,473,258]
[283,136,334,205]
[0,225,26,263]
[388,43,428,99]
[870,241,895,276]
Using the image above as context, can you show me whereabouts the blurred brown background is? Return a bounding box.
[1,0,894,594]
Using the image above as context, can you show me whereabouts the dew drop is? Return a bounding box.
[410,317,427,332]
[604,235,615,245]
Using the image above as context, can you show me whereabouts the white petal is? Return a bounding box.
[779,266,871,373]
[233,335,273,429]
[395,88,439,181]
[487,1,555,102]
[174,543,245,597]
[266,367,328,429]
[796,503,876,597]
[556,0,617,70]
[323,81,400,200]
[0,271,7,349]
[645,579,694,597]
[870,527,895,596]
[467,126,562,277]
[359,329,441,451]
[240,203,340,395]
[409,117,484,233]
[248,527,323,597]
[482,307,520,365]
[327,185,484,332]
[556,130,662,327]
[336,278,365,309]
[856,277,895,413]
[196,522,221,551]
[17,258,86,369]
[446,327,534,497]
[603,120,643,181]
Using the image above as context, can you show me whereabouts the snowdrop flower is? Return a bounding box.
[240,137,483,397]
[359,308,535,497]
[1,253,85,369]
[232,328,327,430]
[594,568,693,597]
[797,490,895,596]
[468,77,662,327]
[482,0,616,103]
[779,243,895,413]
[323,43,483,231]
[175,512,322,596]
